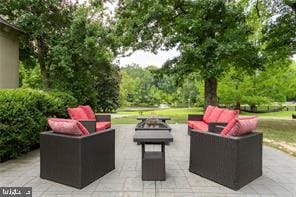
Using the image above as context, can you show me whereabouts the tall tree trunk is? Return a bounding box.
[37,37,49,89]
[235,101,241,110]
[204,77,218,109]
[250,104,257,112]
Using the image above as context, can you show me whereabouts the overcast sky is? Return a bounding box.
[116,49,180,68]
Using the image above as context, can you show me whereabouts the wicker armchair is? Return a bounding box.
[189,127,262,190]
[40,128,115,189]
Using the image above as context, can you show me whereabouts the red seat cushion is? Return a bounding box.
[96,121,111,132]
[203,105,216,123]
[68,107,89,120]
[79,105,96,120]
[207,108,224,123]
[48,118,89,136]
[222,116,257,136]
[187,120,208,132]
[217,109,238,123]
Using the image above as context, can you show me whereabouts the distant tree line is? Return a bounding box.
[120,62,296,109]
[119,64,199,107]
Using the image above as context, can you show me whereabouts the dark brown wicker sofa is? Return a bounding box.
[40,128,115,189]
[187,106,239,135]
[189,127,262,190]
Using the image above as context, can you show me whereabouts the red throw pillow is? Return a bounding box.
[220,119,237,135]
[79,105,96,120]
[203,105,216,123]
[67,107,89,120]
[207,108,224,122]
[217,109,239,123]
[227,116,258,136]
[48,118,89,136]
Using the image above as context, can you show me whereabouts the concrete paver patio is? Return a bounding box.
[1,124,296,196]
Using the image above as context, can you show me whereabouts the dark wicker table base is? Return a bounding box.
[133,130,173,181]
[142,143,165,181]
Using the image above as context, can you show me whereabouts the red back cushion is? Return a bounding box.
[227,116,258,136]
[79,105,96,120]
[207,108,224,122]
[217,109,238,123]
[48,118,89,136]
[203,105,216,123]
[68,107,89,120]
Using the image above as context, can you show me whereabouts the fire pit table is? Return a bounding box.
[135,116,171,132]
[133,130,173,181]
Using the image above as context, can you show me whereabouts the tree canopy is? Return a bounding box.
[116,0,263,107]
[1,0,120,112]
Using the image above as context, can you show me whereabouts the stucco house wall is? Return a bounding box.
[0,18,21,89]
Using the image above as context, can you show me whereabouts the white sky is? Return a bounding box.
[116,49,180,68]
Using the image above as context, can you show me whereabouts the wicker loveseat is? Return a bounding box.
[189,126,262,190]
[188,106,239,135]
[40,127,115,189]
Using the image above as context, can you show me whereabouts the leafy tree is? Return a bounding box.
[50,5,119,111]
[96,66,120,112]
[19,64,42,89]
[116,0,262,108]
[2,1,120,112]
[241,0,295,62]
[176,75,199,107]
[119,64,200,107]
[0,0,74,89]
[119,65,154,105]
[218,61,296,110]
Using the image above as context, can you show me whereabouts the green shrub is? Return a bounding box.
[0,88,77,161]
[46,91,78,118]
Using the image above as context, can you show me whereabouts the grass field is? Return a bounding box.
[112,107,295,124]
[111,107,296,156]
[258,119,296,157]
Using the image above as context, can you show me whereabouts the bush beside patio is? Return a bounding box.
[0,89,77,161]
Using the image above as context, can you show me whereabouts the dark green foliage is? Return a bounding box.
[0,0,74,88]
[1,2,120,112]
[46,91,78,118]
[96,66,121,112]
[48,6,119,112]
[0,89,77,161]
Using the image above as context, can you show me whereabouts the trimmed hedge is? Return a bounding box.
[0,89,77,161]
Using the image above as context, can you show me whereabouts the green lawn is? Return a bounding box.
[112,107,203,124]
[257,119,296,157]
[112,107,295,124]
[241,110,295,117]
[112,107,296,156]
